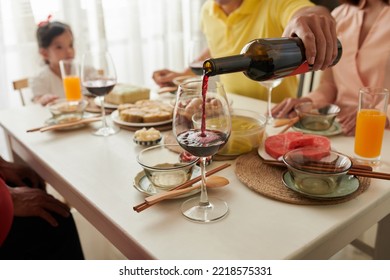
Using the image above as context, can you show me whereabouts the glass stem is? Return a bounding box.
[267,86,273,124]
[100,96,108,128]
[199,157,210,207]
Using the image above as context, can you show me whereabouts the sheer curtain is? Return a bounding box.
[0,0,204,157]
[0,0,205,109]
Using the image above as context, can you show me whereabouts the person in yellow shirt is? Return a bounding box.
[152,0,338,103]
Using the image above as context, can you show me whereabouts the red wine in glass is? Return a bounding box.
[84,79,116,96]
[173,76,231,223]
[176,129,229,157]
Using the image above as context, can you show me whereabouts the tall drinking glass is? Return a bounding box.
[59,59,82,101]
[81,51,119,136]
[173,77,231,222]
[354,87,389,166]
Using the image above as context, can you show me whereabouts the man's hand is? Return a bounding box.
[283,6,338,71]
[0,158,46,189]
[8,186,70,227]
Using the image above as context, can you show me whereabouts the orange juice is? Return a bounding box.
[354,109,386,158]
[63,76,82,101]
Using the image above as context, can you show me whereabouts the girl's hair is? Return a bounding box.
[36,21,72,48]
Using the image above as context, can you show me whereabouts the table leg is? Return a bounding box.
[374,213,390,259]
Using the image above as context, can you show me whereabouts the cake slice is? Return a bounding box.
[105,84,150,105]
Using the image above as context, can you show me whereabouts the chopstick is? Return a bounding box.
[273,117,299,128]
[26,116,102,133]
[278,117,299,134]
[261,158,390,180]
[133,163,231,213]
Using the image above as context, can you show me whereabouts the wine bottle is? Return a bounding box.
[203,37,342,81]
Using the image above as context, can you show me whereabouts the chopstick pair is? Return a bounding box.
[274,117,299,134]
[26,116,102,133]
[261,158,390,180]
[133,163,231,213]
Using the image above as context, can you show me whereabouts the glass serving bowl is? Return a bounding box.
[282,147,352,195]
[137,144,199,191]
[294,102,340,131]
[192,108,266,156]
[48,98,88,123]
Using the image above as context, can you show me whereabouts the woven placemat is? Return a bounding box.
[235,152,370,205]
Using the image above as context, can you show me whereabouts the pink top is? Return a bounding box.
[0,177,13,246]
[308,1,390,121]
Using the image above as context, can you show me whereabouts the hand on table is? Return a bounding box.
[0,158,46,190]
[152,69,185,87]
[8,186,70,227]
[35,94,59,106]
[271,97,312,119]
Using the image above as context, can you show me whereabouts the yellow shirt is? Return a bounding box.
[201,0,314,102]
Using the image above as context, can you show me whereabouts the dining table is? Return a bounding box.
[1,92,390,260]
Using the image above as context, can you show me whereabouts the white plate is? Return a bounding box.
[292,121,342,136]
[133,166,201,198]
[282,171,359,200]
[257,144,275,161]
[111,110,172,127]
[94,96,118,109]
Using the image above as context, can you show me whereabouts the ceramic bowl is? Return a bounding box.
[294,102,340,131]
[48,98,88,123]
[282,147,352,195]
[137,144,199,190]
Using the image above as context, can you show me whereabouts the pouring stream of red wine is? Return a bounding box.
[201,75,208,137]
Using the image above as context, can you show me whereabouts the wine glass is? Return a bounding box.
[173,77,231,222]
[81,50,119,136]
[187,37,207,76]
[259,78,282,125]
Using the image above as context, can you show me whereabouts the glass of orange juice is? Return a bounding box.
[354,87,389,166]
[59,59,82,101]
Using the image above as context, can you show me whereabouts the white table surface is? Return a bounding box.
[1,93,390,260]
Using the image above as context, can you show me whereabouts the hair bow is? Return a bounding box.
[38,14,52,27]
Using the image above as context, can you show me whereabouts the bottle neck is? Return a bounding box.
[203,55,251,77]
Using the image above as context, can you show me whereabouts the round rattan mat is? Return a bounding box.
[235,152,370,205]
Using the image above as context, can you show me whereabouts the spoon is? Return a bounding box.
[145,176,229,205]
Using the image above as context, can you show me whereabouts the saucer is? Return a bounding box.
[282,171,360,200]
[133,166,201,198]
[293,121,342,136]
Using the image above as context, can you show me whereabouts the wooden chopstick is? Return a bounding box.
[261,158,390,180]
[26,116,101,133]
[273,117,299,128]
[278,117,299,134]
[133,163,231,213]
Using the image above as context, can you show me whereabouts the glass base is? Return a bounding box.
[353,154,381,167]
[93,125,120,136]
[181,197,228,223]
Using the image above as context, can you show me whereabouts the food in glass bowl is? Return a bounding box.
[294,102,340,131]
[48,98,88,123]
[193,108,266,156]
[137,144,199,190]
[282,148,352,195]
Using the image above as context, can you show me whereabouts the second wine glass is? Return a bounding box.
[81,50,119,136]
[173,77,231,222]
[259,78,282,125]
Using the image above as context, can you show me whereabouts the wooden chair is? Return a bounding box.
[12,78,29,106]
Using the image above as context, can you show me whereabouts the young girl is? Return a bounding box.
[31,19,75,106]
